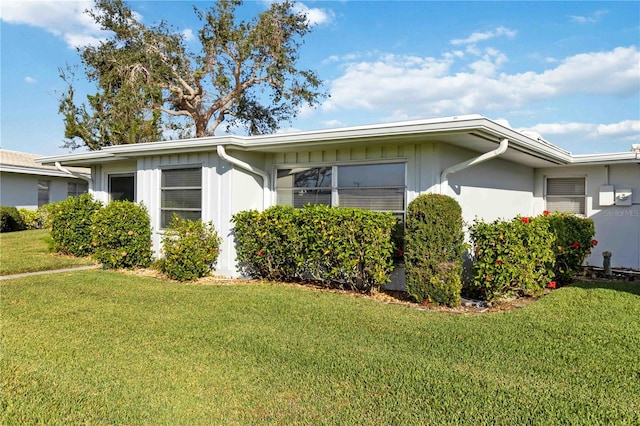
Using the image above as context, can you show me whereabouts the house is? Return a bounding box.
[0,149,90,210]
[37,115,640,276]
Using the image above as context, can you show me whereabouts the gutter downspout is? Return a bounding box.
[440,138,509,194]
[55,161,93,191]
[216,145,270,210]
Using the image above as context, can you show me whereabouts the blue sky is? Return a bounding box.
[1,0,639,156]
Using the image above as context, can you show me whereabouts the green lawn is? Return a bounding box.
[2,271,639,424]
[0,229,95,276]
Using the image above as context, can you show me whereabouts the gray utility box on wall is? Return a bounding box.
[615,188,633,206]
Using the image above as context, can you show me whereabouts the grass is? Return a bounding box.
[2,271,639,424]
[0,229,95,276]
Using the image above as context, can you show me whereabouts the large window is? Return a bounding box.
[161,167,202,228]
[109,174,135,201]
[276,163,405,216]
[68,182,88,197]
[38,180,50,207]
[546,177,586,215]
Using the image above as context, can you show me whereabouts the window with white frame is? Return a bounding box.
[38,180,50,206]
[276,163,406,217]
[109,174,135,202]
[546,177,586,215]
[67,182,88,197]
[160,167,202,228]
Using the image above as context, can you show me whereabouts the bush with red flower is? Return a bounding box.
[537,212,596,284]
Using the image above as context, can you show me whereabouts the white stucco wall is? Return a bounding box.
[535,163,640,270]
[0,172,86,209]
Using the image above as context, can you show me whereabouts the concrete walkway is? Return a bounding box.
[0,265,100,280]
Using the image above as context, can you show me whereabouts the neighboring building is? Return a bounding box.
[0,149,90,210]
[38,115,640,274]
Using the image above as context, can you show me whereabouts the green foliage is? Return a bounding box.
[232,205,395,292]
[47,194,103,256]
[18,208,44,230]
[470,216,556,300]
[539,211,596,284]
[0,206,26,233]
[61,0,326,150]
[160,216,222,281]
[404,194,466,307]
[91,201,153,269]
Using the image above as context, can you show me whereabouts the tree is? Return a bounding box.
[60,0,326,150]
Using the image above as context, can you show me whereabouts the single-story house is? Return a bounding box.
[1,149,90,210]
[38,115,640,276]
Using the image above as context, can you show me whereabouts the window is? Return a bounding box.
[276,167,332,208]
[38,180,50,206]
[109,174,135,201]
[276,163,406,216]
[68,182,88,197]
[161,167,202,228]
[546,177,586,215]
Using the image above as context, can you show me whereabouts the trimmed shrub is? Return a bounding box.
[48,194,103,256]
[470,215,555,300]
[91,201,153,269]
[160,216,222,281]
[0,206,26,233]
[539,211,596,284]
[18,208,44,230]
[300,205,396,292]
[232,205,396,292]
[404,194,466,307]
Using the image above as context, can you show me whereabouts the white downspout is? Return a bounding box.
[55,161,93,191]
[440,139,509,194]
[216,145,270,210]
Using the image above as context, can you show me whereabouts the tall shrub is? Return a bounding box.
[91,201,152,269]
[0,206,26,233]
[404,194,465,307]
[469,216,555,300]
[539,211,596,284]
[160,216,223,281]
[18,208,44,230]
[48,194,103,256]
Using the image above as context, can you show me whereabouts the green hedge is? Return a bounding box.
[160,216,222,281]
[0,206,26,233]
[470,215,556,300]
[91,201,153,269]
[404,194,466,307]
[233,205,396,293]
[47,194,103,256]
[18,208,45,230]
[539,211,596,284]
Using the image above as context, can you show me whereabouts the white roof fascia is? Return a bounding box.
[0,164,89,179]
[569,152,640,165]
[38,114,626,168]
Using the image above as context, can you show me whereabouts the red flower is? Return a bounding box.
[496,260,503,266]
[548,281,557,289]
[572,242,580,249]
[591,239,598,247]
[543,210,550,216]
[521,217,530,224]
[485,276,491,282]
[397,248,404,257]
[257,249,264,256]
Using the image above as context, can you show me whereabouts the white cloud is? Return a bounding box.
[525,120,640,144]
[24,76,37,84]
[291,2,334,26]
[182,28,195,42]
[323,46,640,119]
[0,0,107,48]
[570,10,608,24]
[450,26,517,46]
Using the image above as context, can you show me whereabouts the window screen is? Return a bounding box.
[161,168,202,228]
[546,177,586,215]
[38,180,50,207]
[109,175,135,201]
